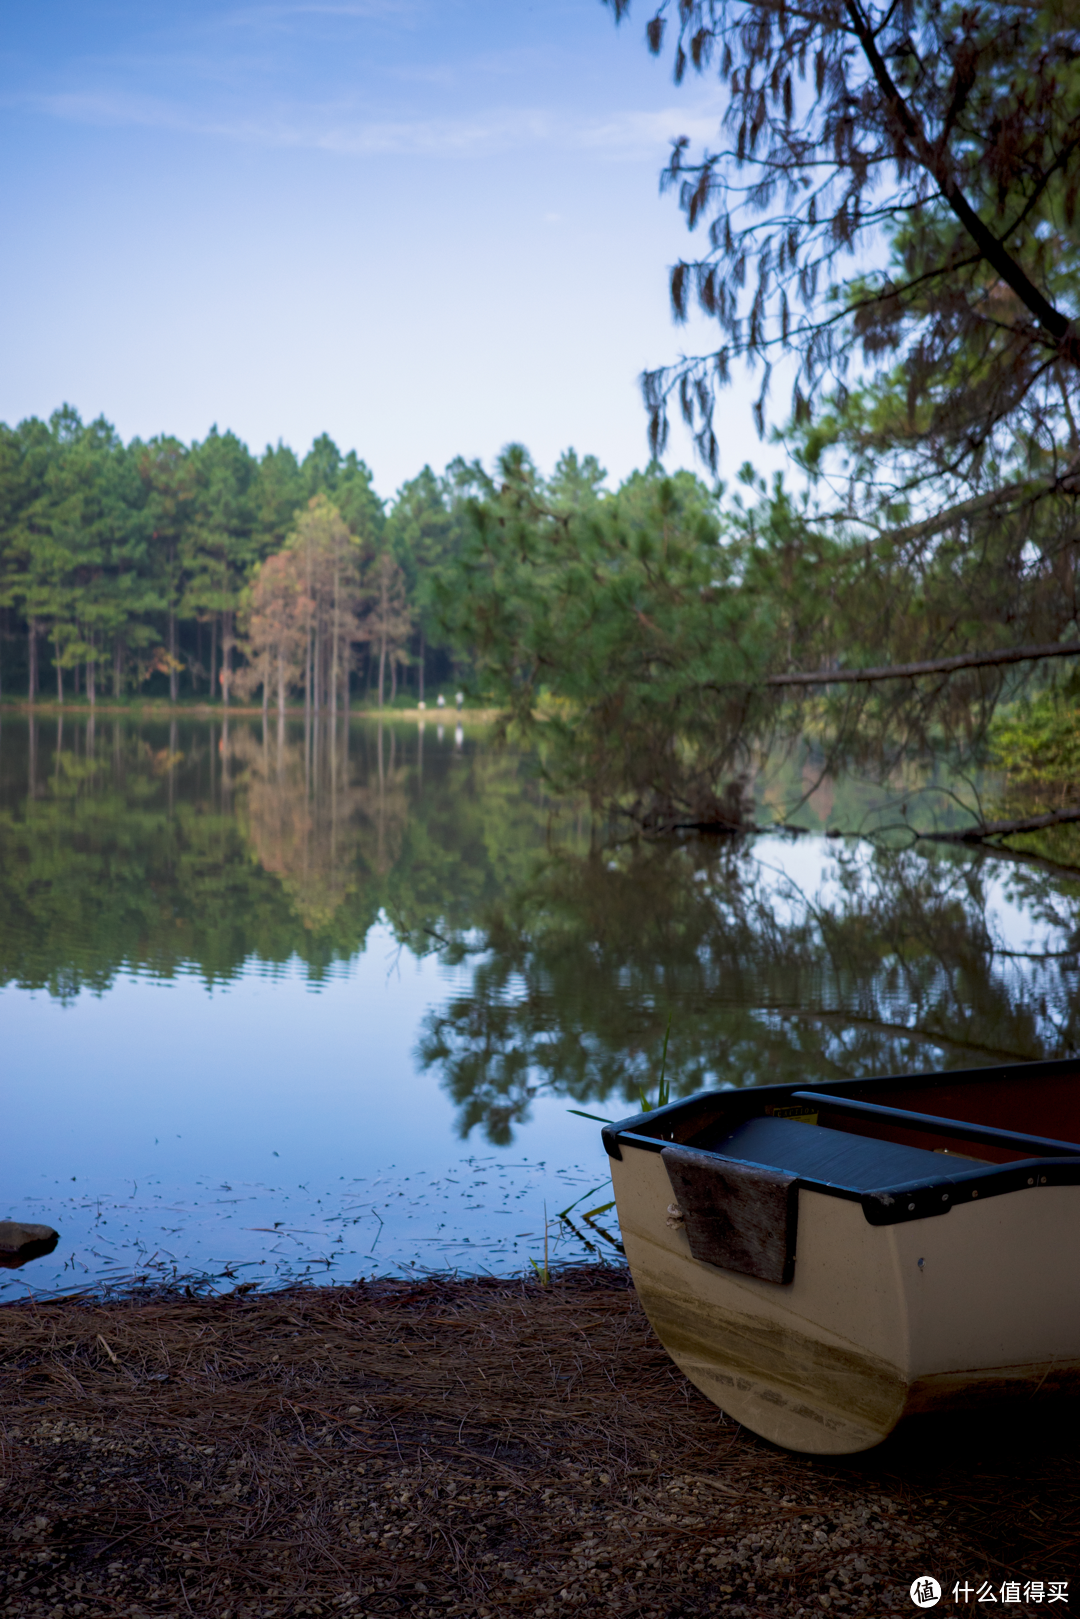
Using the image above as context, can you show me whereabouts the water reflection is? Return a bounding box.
[0,713,561,993]
[416,837,1080,1142]
[4,714,1080,1114]
[2,715,1079,1288]
[234,721,408,935]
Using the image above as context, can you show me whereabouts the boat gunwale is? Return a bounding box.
[602,1056,1080,1226]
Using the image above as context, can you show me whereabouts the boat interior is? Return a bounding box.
[607,1060,1080,1195]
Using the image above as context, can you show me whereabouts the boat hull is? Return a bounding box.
[612,1141,1080,1453]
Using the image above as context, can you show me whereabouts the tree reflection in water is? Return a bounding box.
[416,837,1080,1144]
[233,719,412,934]
[1,715,1078,1145]
[0,714,561,992]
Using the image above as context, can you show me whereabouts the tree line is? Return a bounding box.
[0,406,487,709]
[6,400,1078,832]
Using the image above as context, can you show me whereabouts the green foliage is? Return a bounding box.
[0,410,468,704]
[991,686,1080,788]
[764,28,1080,733]
[433,447,780,827]
[596,0,1080,820]
[620,1,1080,482]
[433,442,1012,822]
[430,431,1080,823]
[253,442,304,552]
[301,435,386,547]
[385,466,461,630]
[5,404,1073,829]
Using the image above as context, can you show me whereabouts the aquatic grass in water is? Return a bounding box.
[563,1013,673,1227]
[566,1014,674,1126]
[639,1009,674,1114]
[529,1201,552,1287]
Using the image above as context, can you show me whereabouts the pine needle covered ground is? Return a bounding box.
[1,1267,1076,1618]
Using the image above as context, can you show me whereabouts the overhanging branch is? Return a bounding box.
[766,641,1080,687]
[920,803,1080,842]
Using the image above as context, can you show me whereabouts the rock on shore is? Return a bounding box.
[0,1222,59,1268]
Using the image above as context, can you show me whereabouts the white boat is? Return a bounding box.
[604,1060,1080,1453]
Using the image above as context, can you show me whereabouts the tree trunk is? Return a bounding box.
[87,642,96,709]
[277,652,286,723]
[390,656,398,704]
[168,607,178,703]
[341,618,350,717]
[210,616,218,701]
[27,618,37,702]
[305,630,312,725]
[55,640,63,704]
[418,628,425,703]
[378,633,386,708]
[330,566,339,724]
[113,636,123,700]
[222,611,233,709]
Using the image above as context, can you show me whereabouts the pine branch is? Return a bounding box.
[842,0,1079,360]
[765,641,1080,688]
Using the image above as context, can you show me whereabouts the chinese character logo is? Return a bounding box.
[910,1575,942,1608]
[950,1576,1070,1605]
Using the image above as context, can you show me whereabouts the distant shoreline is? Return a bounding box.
[0,700,500,723]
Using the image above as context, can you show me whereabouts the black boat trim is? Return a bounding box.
[610,1131,1080,1224]
[601,1056,1080,1225]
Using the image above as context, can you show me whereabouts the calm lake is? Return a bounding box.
[2,713,1078,1298]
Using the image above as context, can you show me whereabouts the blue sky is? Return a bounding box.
[0,1,783,496]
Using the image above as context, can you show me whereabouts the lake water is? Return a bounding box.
[2,713,1078,1298]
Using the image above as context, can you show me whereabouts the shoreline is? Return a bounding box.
[1,1266,1074,1617]
[0,700,501,723]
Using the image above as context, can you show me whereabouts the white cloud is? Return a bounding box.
[16,85,719,162]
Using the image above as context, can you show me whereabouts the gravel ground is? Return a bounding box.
[0,1267,1076,1617]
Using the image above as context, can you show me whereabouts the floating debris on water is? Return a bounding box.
[3,1157,621,1298]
